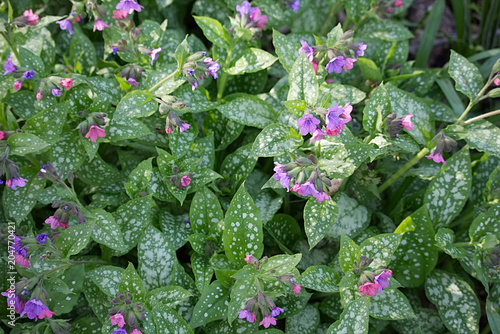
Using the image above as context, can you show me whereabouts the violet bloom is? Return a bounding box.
[326,56,347,74]
[5,177,28,190]
[3,55,17,75]
[298,40,314,62]
[297,114,320,136]
[259,315,277,328]
[273,162,291,191]
[290,0,300,12]
[37,233,48,244]
[355,42,367,58]
[271,306,284,317]
[238,309,256,323]
[51,88,62,97]
[127,77,139,86]
[359,282,380,297]
[116,0,144,13]
[179,122,190,134]
[236,1,253,16]
[325,104,347,136]
[149,48,162,65]
[20,299,53,320]
[1,290,26,314]
[85,125,106,142]
[23,70,35,80]
[56,19,74,35]
[299,181,319,197]
[374,269,392,293]
[315,191,331,202]
[93,18,109,32]
[112,329,128,334]
[204,57,220,79]
[112,47,118,55]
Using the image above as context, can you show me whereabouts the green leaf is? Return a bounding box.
[449,50,484,100]
[260,253,302,276]
[137,226,176,290]
[119,263,147,302]
[193,16,229,48]
[425,270,480,334]
[357,57,383,81]
[190,186,223,235]
[392,206,439,287]
[288,53,319,106]
[114,196,155,250]
[70,28,97,74]
[304,199,339,249]
[298,265,340,292]
[175,36,190,68]
[339,234,361,273]
[326,193,370,241]
[319,83,367,106]
[345,0,371,21]
[77,154,125,187]
[360,233,402,268]
[424,146,471,227]
[458,120,500,158]
[7,133,49,155]
[2,167,46,223]
[369,289,415,320]
[252,123,303,157]
[265,214,302,253]
[159,210,190,250]
[469,202,500,241]
[362,84,390,133]
[435,228,466,259]
[224,184,264,265]
[169,114,198,159]
[191,281,229,328]
[71,317,102,334]
[147,285,193,309]
[326,23,344,47]
[176,85,219,114]
[55,223,94,257]
[327,296,370,334]
[216,94,277,129]
[253,189,283,225]
[226,48,277,75]
[4,91,38,119]
[203,110,245,150]
[50,132,86,173]
[19,47,45,76]
[22,103,69,143]
[114,90,157,119]
[108,117,152,141]
[286,304,320,334]
[219,143,257,193]
[124,158,153,198]
[191,253,213,293]
[152,303,194,334]
[272,29,300,73]
[91,209,128,252]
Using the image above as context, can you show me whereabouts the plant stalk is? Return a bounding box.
[148,70,177,93]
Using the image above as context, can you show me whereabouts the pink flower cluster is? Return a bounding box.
[110,313,142,334]
[297,103,353,142]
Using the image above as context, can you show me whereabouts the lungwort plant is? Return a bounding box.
[0,0,500,333]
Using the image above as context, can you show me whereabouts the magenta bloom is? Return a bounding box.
[5,177,28,190]
[3,55,17,75]
[149,48,162,65]
[127,77,139,86]
[113,10,128,19]
[179,122,190,134]
[494,78,500,86]
[358,282,380,297]
[250,8,267,29]
[298,40,314,62]
[426,150,446,165]
[401,114,413,131]
[315,191,331,202]
[238,309,256,323]
[14,81,23,90]
[110,313,126,328]
[93,18,109,32]
[326,56,347,74]
[23,70,35,80]
[394,0,403,8]
[14,253,30,268]
[0,131,5,140]
[60,78,73,90]
[290,0,300,12]
[45,216,68,229]
[36,92,43,99]
[116,0,144,13]
[85,125,106,142]
[23,9,39,25]
[181,175,191,187]
[374,270,392,293]
[292,284,301,294]
[56,19,74,35]
[355,42,367,58]
[297,114,320,136]
[259,315,277,328]
[130,329,142,334]
[310,128,326,142]
[20,299,53,320]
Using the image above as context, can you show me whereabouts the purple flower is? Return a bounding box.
[310,128,326,142]
[298,181,319,197]
[37,233,48,244]
[355,42,367,58]
[112,329,128,334]
[127,77,139,86]
[112,47,118,55]
[179,122,191,134]
[290,0,300,12]
[116,0,144,13]
[3,55,17,75]
[93,18,109,32]
[315,191,331,202]
[238,309,256,323]
[204,57,220,79]
[56,19,74,35]
[259,315,277,328]
[5,177,28,190]
[51,88,62,97]
[297,114,320,136]
[273,162,291,191]
[271,306,284,317]
[1,290,26,314]
[23,69,34,80]
[374,269,392,293]
[20,299,50,320]
[298,40,314,62]
[325,103,352,136]
[326,56,347,74]
[190,80,198,90]
[236,1,253,16]
[149,48,162,65]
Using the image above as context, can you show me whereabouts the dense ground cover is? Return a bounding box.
[0,0,500,333]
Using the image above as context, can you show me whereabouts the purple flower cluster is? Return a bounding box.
[181,52,220,90]
[236,1,268,29]
[20,299,55,320]
[237,291,286,328]
[2,56,36,91]
[116,0,144,14]
[296,103,353,142]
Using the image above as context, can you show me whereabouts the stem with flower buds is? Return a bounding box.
[217,49,233,100]
[148,70,177,93]
[455,73,495,125]
[377,147,429,193]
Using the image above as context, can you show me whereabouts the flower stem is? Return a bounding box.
[217,49,233,100]
[461,108,500,126]
[454,74,495,124]
[148,70,177,93]
[319,0,342,36]
[0,31,21,63]
[378,147,429,193]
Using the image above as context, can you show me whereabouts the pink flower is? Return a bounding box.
[401,114,413,131]
[311,61,318,74]
[0,131,4,140]
[292,284,301,294]
[36,92,42,99]
[93,18,109,32]
[426,150,446,165]
[244,254,252,263]
[149,48,163,65]
[394,0,403,8]
[85,125,106,142]
[315,191,331,203]
[5,177,28,190]
[110,313,126,328]
[13,81,23,90]
[113,10,128,19]
[325,78,334,83]
[358,282,380,297]
[310,128,326,142]
[342,57,357,72]
[38,308,55,320]
[179,122,190,134]
[181,175,191,187]
[127,77,139,86]
[23,9,39,25]
[238,309,256,323]
[45,216,68,229]
[291,183,301,193]
[130,329,142,334]
[60,78,73,90]
[259,315,277,328]
[14,253,30,268]
[374,270,392,293]
[494,78,500,86]
[250,8,267,29]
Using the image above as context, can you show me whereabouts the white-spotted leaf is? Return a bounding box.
[304,198,339,249]
[252,123,303,157]
[449,50,484,100]
[216,94,277,129]
[288,53,319,106]
[298,265,340,292]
